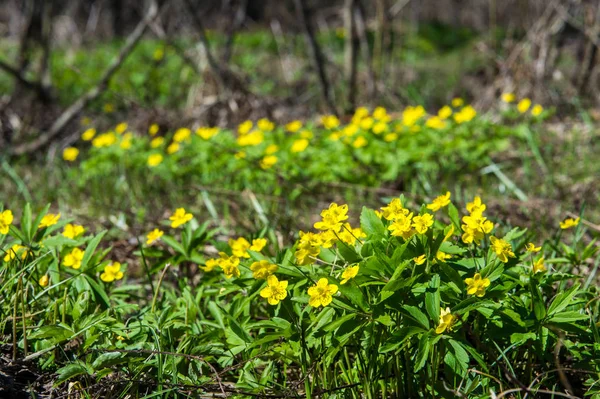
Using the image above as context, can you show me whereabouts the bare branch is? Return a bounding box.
[10,0,160,156]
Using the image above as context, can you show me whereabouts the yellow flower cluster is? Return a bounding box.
[461,196,494,244]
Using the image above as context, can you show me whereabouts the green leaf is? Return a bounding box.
[414,333,431,371]
[380,326,425,353]
[402,305,430,329]
[338,283,369,312]
[360,206,386,238]
[447,203,460,231]
[547,283,580,316]
[55,361,92,385]
[29,325,73,344]
[425,275,441,324]
[21,203,33,242]
[84,275,111,308]
[548,311,588,323]
[510,332,537,345]
[92,352,127,369]
[382,260,412,292]
[161,235,187,256]
[81,231,107,271]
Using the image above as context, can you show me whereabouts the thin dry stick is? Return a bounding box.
[10,0,160,156]
[293,0,337,115]
[355,0,376,98]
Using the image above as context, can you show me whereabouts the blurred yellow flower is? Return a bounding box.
[533,257,546,274]
[237,130,264,146]
[196,127,219,140]
[352,136,368,148]
[501,93,516,103]
[291,139,309,153]
[92,132,117,148]
[453,105,477,124]
[238,120,253,135]
[384,133,398,142]
[153,48,164,61]
[81,128,96,141]
[300,129,313,139]
[39,213,60,228]
[260,155,278,169]
[250,238,267,252]
[115,123,128,134]
[39,275,49,287]
[286,120,303,132]
[250,260,278,279]
[63,248,84,269]
[3,244,26,262]
[173,128,191,143]
[147,154,163,167]
[451,98,464,107]
[200,258,219,272]
[218,253,240,278]
[438,105,452,119]
[169,208,193,228]
[63,147,79,161]
[229,237,251,258]
[526,242,541,252]
[146,228,164,245]
[149,123,160,136]
[0,210,14,234]
[427,191,451,212]
[257,118,275,132]
[517,98,531,113]
[101,262,124,282]
[234,151,246,159]
[490,236,515,263]
[321,115,340,129]
[63,223,85,239]
[425,116,446,130]
[560,217,580,229]
[150,137,164,148]
[103,103,114,113]
[531,104,543,116]
[413,254,426,265]
[340,265,359,285]
[372,121,388,134]
[265,144,279,154]
[167,142,180,154]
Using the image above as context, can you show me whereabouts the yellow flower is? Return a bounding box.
[517,98,531,113]
[425,116,446,130]
[81,128,96,141]
[234,151,246,159]
[63,147,79,162]
[531,104,543,116]
[453,106,477,124]
[308,278,338,307]
[237,130,264,146]
[461,212,494,245]
[286,120,303,132]
[92,132,117,148]
[265,144,279,155]
[250,238,267,252]
[39,213,61,228]
[451,98,464,107]
[340,264,359,284]
[381,198,409,221]
[119,133,132,149]
[412,213,434,234]
[384,133,398,142]
[489,236,515,263]
[373,106,388,121]
[338,223,366,245]
[526,242,541,252]
[238,120,253,135]
[560,217,580,230]
[533,257,546,274]
[427,191,451,212]
[295,231,321,265]
[260,275,288,305]
[314,203,349,232]
[115,122,128,134]
[465,273,490,297]
[229,237,251,258]
[218,253,240,278]
[257,118,275,132]
[413,254,426,265]
[167,142,180,154]
[146,228,164,245]
[200,258,219,272]
[173,128,191,143]
[291,139,309,153]
[196,127,219,140]
[436,307,457,334]
[3,244,26,262]
[0,210,13,234]
[169,208,193,228]
[63,248,84,269]
[147,154,163,167]
[62,223,85,239]
[250,260,278,279]
[352,136,368,148]
[501,93,515,103]
[149,123,160,136]
[402,106,426,126]
[39,275,49,287]
[101,262,124,282]
[436,251,452,262]
[388,212,414,239]
[438,106,452,120]
[360,117,374,130]
[150,137,165,148]
[300,129,313,139]
[353,106,370,121]
[321,115,340,129]
[260,155,278,169]
[466,196,486,214]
